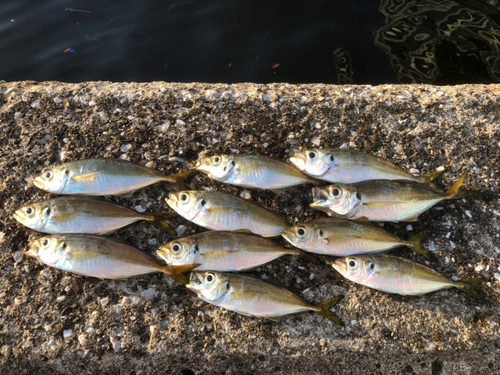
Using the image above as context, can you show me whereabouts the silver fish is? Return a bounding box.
[332,254,484,301]
[27,234,194,282]
[310,174,467,222]
[165,190,290,237]
[33,158,195,195]
[13,196,177,235]
[187,271,344,324]
[157,231,318,271]
[290,149,444,184]
[282,218,430,259]
[196,154,317,190]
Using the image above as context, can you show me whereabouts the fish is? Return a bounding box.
[27,234,194,283]
[165,190,290,237]
[187,271,344,324]
[332,254,485,301]
[33,158,196,195]
[157,231,319,271]
[13,196,178,235]
[195,154,318,190]
[310,173,468,222]
[282,218,430,259]
[290,149,444,185]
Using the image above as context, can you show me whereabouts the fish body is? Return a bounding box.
[332,254,482,299]
[165,190,290,237]
[282,218,428,258]
[196,154,316,190]
[27,234,191,280]
[187,271,343,323]
[310,174,467,222]
[13,196,176,234]
[290,149,443,184]
[157,231,308,271]
[33,158,191,195]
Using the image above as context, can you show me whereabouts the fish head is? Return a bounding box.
[34,165,69,194]
[290,149,334,177]
[195,155,235,181]
[332,256,376,282]
[187,271,229,301]
[27,236,65,266]
[157,238,199,265]
[282,223,321,249]
[165,191,206,221]
[310,184,360,216]
[13,201,50,230]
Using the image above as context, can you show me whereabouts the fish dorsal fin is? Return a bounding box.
[70,171,102,183]
[232,229,257,235]
[422,170,445,181]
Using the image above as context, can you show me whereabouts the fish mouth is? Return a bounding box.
[156,245,170,263]
[33,177,45,190]
[289,153,306,170]
[186,271,203,290]
[26,239,41,258]
[195,158,209,172]
[310,187,329,207]
[165,193,179,209]
[331,259,347,274]
[12,211,23,224]
[281,228,294,244]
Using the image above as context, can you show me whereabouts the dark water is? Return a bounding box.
[1,0,500,84]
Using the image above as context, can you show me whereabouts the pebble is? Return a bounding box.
[141,287,156,299]
[240,190,251,199]
[120,144,132,152]
[12,251,23,263]
[100,297,109,307]
[175,225,186,236]
[56,296,66,303]
[110,337,121,353]
[63,329,73,340]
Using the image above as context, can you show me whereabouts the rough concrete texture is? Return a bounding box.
[0,81,499,374]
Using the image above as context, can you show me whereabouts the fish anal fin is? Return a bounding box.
[422,170,445,181]
[402,214,420,222]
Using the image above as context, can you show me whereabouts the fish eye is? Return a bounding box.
[172,244,181,252]
[25,207,34,215]
[42,239,49,247]
[297,227,306,237]
[348,260,358,269]
[44,171,52,179]
[213,156,221,163]
[331,188,341,197]
[180,194,188,202]
[308,151,317,160]
[205,273,216,284]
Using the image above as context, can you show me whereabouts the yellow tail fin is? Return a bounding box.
[315,295,344,325]
[445,173,468,199]
[407,231,431,260]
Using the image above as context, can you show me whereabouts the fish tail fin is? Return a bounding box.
[445,173,468,199]
[422,169,445,182]
[455,278,487,303]
[164,169,199,191]
[315,295,344,325]
[147,213,179,235]
[407,231,431,260]
[160,264,199,285]
[294,249,324,265]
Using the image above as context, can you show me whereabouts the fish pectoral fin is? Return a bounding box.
[70,171,103,183]
[50,213,78,224]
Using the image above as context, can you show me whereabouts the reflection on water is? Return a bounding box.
[1,0,500,84]
[374,0,500,84]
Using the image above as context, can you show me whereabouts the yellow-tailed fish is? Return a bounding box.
[13,196,177,235]
[282,218,430,259]
[196,154,318,190]
[290,149,444,184]
[33,158,196,195]
[27,234,194,283]
[332,254,485,301]
[157,231,319,271]
[165,190,290,237]
[187,271,344,324]
[310,174,468,222]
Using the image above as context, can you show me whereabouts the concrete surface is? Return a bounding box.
[0,81,499,374]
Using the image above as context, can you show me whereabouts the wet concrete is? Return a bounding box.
[0,81,499,374]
